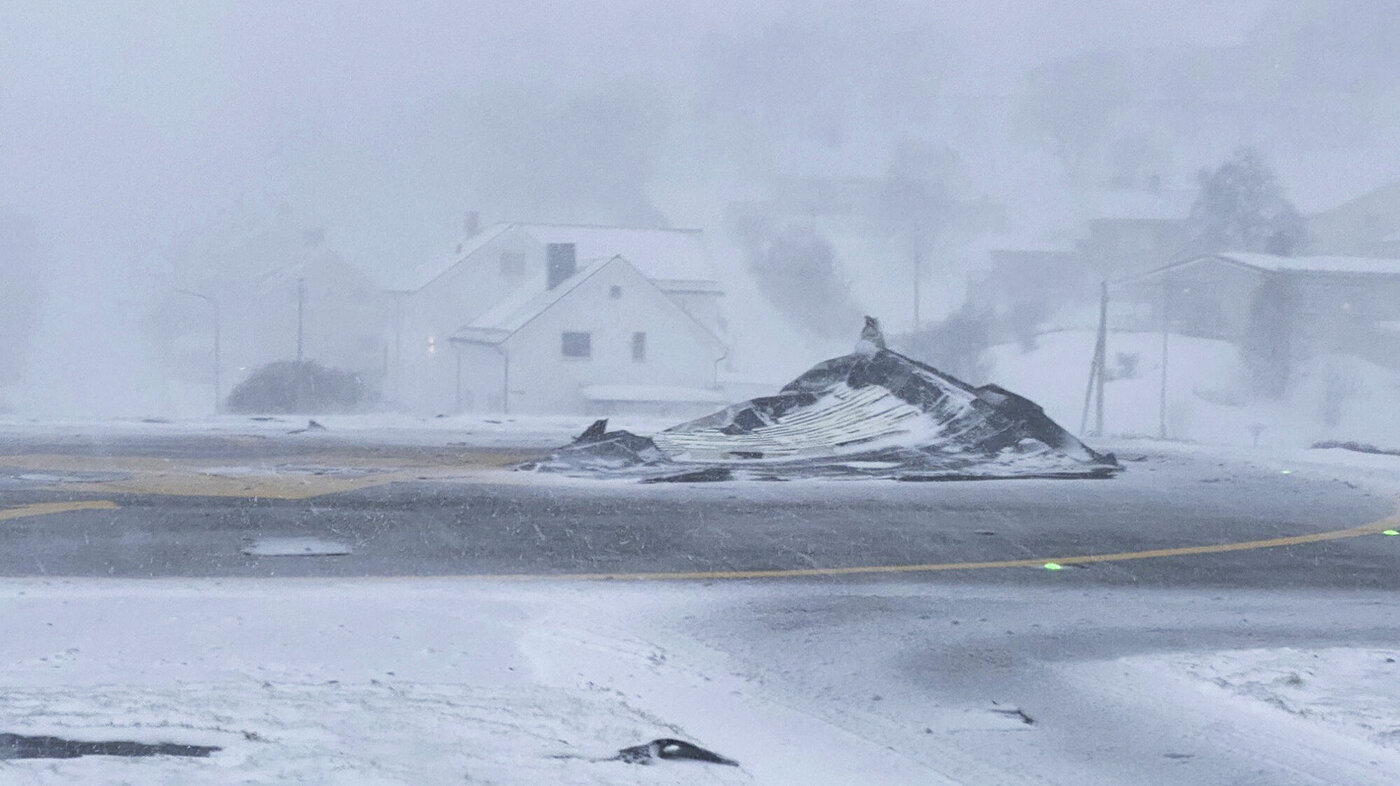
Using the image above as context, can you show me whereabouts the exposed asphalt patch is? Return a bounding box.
[241,537,353,557]
[0,733,220,759]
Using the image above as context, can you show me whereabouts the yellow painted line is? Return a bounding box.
[461,503,1400,582]
[0,453,527,500]
[0,500,120,521]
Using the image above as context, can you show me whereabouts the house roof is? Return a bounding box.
[450,257,613,345]
[450,255,725,351]
[1137,252,1400,281]
[1213,252,1400,276]
[392,222,719,293]
[390,223,515,292]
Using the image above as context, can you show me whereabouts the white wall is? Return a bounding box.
[393,227,543,412]
[457,260,724,415]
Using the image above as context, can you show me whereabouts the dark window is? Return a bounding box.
[632,331,646,362]
[562,331,591,358]
[610,285,622,299]
[500,251,525,277]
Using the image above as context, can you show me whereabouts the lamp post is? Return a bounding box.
[174,289,222,414]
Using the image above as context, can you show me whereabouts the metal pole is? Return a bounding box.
[501,347,510,415]
[912,241,922,328]
[296,277,306,363]
[1078,350,1097,436]
[392,293,403,405]
[212,300,222,413]
[174,289,221,414]
[454,346,463,414]
[1094,281,1107,436]
[1159,279,1170,440]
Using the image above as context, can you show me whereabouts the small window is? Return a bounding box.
[500,251,525,277]
[631,331,646,362]
[610,285,622,299]
[562,331,591,358]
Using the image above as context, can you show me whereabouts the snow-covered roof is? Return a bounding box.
[1213,252,1400,276]
[449,257,615,345]
[394,222,718,294]
[518,223,712,282]
[1137,252,1400,281]
[390,224,515,292]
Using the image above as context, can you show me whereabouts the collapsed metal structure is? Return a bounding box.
[526,322,1120,482]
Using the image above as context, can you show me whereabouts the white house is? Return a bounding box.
[388,222,728,414]
[450,253,728,415]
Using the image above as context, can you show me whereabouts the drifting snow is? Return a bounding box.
[1130,647,1400,753]
[988,329,1400,449]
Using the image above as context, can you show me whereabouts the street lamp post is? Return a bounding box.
[175,289,221,414]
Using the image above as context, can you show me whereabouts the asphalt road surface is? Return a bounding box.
[1,431,1395,587]
[4,428,1400,784]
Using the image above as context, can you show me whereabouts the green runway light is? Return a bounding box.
[1384,530,1399,536]
[1042,562,1064,571]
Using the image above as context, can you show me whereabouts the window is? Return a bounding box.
[631,331,646,362]
[610,285,622,299]
[500,251,525,277]
[561,331,591,358]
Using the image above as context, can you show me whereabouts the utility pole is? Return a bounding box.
[1094,281,1107,436]
[1159,278,1170,440]
[911,234,923,328]
[296,277,306,363]
[174,289,221,414]
[1079,281,1109,436]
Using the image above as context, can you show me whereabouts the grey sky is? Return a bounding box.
[2,0,1284,265]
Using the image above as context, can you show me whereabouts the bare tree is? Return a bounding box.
[1188,148,1307,255]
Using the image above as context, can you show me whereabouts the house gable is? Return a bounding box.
[450,257,726,414]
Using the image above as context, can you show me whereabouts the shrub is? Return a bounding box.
[227,360,367,414]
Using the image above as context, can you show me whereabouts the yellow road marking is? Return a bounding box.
[462,503,1400,582]
[0,500,119,521]
[0,452,527,500]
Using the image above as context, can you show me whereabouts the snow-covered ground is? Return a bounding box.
[0,580,942,785]
[1126,647,1400,754]
[988,329,1400,449]
[13,578,1397,786]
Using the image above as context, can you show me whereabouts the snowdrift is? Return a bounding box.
[526,344,1120,482]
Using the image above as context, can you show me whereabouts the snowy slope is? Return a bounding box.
[987,330,1400,449]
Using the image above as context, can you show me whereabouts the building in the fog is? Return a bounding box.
[1306,182,1400,258]
[388,221,728,414]
[1121,252,1400,369]
[244,254,390,382]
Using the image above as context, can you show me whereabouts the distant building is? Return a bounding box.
[388,222,727,414]
[1122,252,1400,368]
[245,254,390,380]
[1306,182,1400,258]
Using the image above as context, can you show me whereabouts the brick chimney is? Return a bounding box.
[546,243,577,290]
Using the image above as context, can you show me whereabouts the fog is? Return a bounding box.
[3,1,1399,441]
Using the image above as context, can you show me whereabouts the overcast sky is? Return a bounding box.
[1,0,1295,267]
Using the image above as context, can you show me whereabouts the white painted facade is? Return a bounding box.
[389,223,727,414]
[452,257,726,415]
